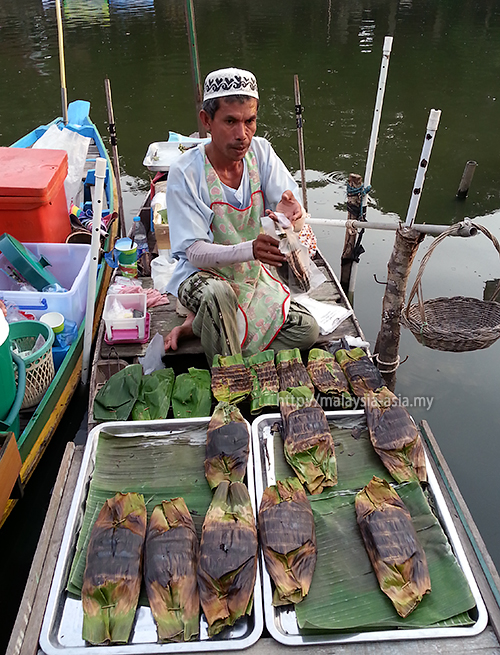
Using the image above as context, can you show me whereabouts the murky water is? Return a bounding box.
[1,0,500,646]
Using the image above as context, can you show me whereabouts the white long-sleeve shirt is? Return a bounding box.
[165,136,302,296]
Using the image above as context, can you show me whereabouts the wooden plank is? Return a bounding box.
[420,419,500,642]
[6,443,83,655]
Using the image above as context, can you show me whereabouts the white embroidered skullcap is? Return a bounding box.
[203,68,259,102]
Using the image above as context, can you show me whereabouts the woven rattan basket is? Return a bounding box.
[402,223,500,352]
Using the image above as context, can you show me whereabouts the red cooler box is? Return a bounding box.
[0,147,70,243]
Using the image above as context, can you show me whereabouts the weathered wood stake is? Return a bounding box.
[374,225,425,390]
[456,160,477,199]
[340,173,364,302]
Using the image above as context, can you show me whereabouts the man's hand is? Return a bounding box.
[276,190,303,223]
[252,233,285,267]
[164,311,195,351]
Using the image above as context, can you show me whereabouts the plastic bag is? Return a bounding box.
[273,213,325,295]
[151,256,177,294]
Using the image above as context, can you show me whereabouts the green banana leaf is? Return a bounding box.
[131,368,175,420]
[67,425,213,597]
[270,416,476,631]
[171,368,211,418]
[93,364,143,422]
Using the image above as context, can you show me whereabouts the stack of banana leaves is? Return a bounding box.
[336,348,426,483]
[205,401,250,489]
[211,353,252,404]
[355,476,431,618]
[81,492,147,645]
[258,477,317,605]
[144,498,200,642]
[307,348,352,404]
[276,348,314,392]
[198,480,258,636]
[278,386,337,494]
[246,349,280,413]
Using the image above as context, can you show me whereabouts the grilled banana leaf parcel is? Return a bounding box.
[276,348,314,392]
[144,498,199,642]
[258,477,317,606]
[205,401,250,489]
[335,347,385,397]
[198,481,258,636]
[279,386,337,494]
[355,477,431,617]
[211,354,251,404]
[307,348,352,401]
[364,387,427,483]
[82,492,147,645]
[246,349,279,414]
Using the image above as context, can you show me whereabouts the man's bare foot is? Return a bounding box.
[164,311,195,351]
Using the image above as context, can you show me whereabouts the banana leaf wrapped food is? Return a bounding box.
[246,349,279,414]
[355,476,431,617]
[279,386,337,494]
[171,367,212,418]
[211,353,251,404]
[205,401,250,489]
[258,477,317,605]
[82,492,147,645]
[144,498,199,642]
[335,347,385,397]
[364,387,427,483]
[197,480,258,636]
[307,348,352,402]
[131,367,175,420]
[276,348,314,392]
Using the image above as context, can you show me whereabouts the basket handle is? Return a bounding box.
[404,223,500,322]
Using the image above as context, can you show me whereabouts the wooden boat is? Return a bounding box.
[0,100,118,527]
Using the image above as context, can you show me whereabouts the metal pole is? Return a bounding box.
[294,75,308,212]
[307,216,478,237]
[404,108,441,226]
[347,36,394,299]
[456,160,478,199]
[55,0,68,125]
[184,0,206,138]
[104,77,126,238]
[81,157,106,386]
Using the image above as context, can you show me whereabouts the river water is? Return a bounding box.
[1,0,500,646]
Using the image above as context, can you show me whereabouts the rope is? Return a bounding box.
[373,353,400,373]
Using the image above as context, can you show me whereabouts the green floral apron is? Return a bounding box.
[204,148,290,356]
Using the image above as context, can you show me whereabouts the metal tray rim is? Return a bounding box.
[40,418,263,654]
[252,411,488,645]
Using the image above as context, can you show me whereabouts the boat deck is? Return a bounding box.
[7,424,500,655]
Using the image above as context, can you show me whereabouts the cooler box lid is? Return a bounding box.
[0,147,68,199]
[0,233,60,291]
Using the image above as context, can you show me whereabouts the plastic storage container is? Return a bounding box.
[0,147,71,243]
[0,242,91,326]
[102,293,147,342]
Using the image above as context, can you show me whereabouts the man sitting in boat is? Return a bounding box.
[163,67,319,362]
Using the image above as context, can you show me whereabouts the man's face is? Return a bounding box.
[201,98,258,163]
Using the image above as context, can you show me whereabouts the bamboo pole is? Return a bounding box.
[184,0,206,138]
[294,75,308,212]
[55,0,68,125]
[81,157,106,386]
[104,77,126,238]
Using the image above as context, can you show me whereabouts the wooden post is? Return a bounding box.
[456,160,477,199]
[374,225,424,390]
[340,173,364,303]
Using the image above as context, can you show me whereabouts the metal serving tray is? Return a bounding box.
[40,419,263,654]
[252,411,488,646]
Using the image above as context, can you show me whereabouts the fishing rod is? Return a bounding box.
[104,77,126,238]
[346,36,393,299]
[55,0,68,125]
[294,75,308,212]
